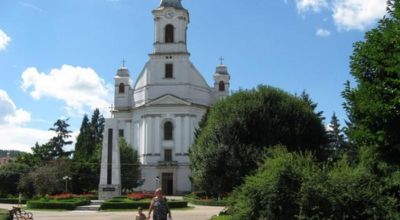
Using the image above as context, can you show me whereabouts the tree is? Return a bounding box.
[71,110,105,193]
[190,85,327,195]
[48,119,73,158]
[119,138,142,192]
[342,0,400,165]
[18,160,71,196]
[0,163,30,197]
[327,113,348,159]
[300,90,324,120]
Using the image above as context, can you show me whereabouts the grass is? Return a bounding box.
[210,215,232,220]
[0,209,10,220]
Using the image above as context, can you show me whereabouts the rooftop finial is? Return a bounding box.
[121,58,127,67]
[219,56,224,65]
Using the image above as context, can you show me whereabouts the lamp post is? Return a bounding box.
[62,176,71,193]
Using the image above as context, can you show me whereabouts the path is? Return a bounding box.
[0,203,223,220]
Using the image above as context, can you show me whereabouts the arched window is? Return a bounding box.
[119,83,125,94]
[219,81,225,92]
[164,121,173,140]
[165,24,174,43]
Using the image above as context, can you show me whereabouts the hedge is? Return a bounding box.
[183,196,226,207]
[0,198,27,204]
[27,199,90,210]
[100,199,187,210]
[0,209,10,220]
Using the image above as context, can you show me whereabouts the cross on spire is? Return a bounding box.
[219,56,224,65]
[121,58,127,67]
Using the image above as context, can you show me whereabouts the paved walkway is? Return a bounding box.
[0,203,224,220]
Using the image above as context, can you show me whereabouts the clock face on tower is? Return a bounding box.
[165,10,174,19]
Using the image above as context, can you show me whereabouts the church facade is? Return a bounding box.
[99,0,230,199]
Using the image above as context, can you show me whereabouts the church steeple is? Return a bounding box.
[152,0,189,55]
[159,0,185,10]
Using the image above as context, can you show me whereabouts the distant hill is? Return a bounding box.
[0,150,24,157]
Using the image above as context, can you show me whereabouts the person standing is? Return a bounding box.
[136,207,147,220]
[147,188,171,220]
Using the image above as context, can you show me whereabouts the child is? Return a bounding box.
[136,207,147,220]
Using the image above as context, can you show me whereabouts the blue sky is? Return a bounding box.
[0,0,388,152]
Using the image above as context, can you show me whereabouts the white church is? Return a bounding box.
[99,0,231,199]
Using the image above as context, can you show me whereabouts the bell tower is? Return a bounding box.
[152,0,189,55]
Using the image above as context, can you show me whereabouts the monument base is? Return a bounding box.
[98,184,121,200]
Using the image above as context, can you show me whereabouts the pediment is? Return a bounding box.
[145,94,191,106]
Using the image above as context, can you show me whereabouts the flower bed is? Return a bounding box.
[27,198,90,210]
[183,192,227,207]
[48,193,97,200]
[127,192,154,200]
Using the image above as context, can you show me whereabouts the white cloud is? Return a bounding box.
[316,28,331,36]
[21,65,112,115]
[0,29,11,51]
[0,90,31,126]
[19,2,44,12]
[0,125,53,152]
[332,0,387,31]
[296,0,329,13]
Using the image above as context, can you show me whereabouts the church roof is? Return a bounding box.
[159,0,185,10]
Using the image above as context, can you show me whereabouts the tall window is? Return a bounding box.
[119,83,125,94]
[165,64,173,78]
[164,121,173,140]
[118,129,124,138]
[165,24,174,43]
[164,149,172,161]
[219,81,225,92]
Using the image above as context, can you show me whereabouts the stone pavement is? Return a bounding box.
[0,203,224,220]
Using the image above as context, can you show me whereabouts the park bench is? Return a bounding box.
[9,207,33,220]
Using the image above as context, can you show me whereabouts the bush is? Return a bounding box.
[0,198,27,204]
[100,199,187,210]
[228,147,399,220]
[27,198,90,210]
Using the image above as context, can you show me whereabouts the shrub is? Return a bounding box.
[0,198,27,204]
[27,198,90,210]
[228,147,399,220]
[100,199,187,210]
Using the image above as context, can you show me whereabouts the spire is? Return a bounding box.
[116,59,130,77]
[159,0,185,10]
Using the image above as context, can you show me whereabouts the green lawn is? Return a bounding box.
[210,215,232,220]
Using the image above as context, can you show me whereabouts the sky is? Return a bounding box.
[0,0,388,152]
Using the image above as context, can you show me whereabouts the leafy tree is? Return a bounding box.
[18,160,71,196]
[0,150,23,157]
[228,147,398,220]
[119,138,142,192]
[342,0,400,165]
[0,163,30,197]
[327,113,348,159]
[31,142,54,162]
[190,85,327,195]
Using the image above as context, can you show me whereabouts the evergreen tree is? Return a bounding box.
[327,113,348,159]
[300,90,325,120]
[48,119,73,158]
[74,115,92,159]
[91,108,105,147]
[119,138,142,192]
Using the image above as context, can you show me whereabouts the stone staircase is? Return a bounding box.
[74,200,103,211]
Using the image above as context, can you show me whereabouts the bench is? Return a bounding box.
[9,207,33,220]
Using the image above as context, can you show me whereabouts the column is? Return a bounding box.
[145,117,151,155]
[155,116,161,154]
[175,116,182,154]
[126,121,132,146]
[183,116,189,154]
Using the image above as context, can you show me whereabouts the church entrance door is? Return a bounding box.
[162,173,173,195]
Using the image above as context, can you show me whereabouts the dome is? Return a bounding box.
[159,0,185,10]
[116,67,130,77]
[215,65,229,75]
